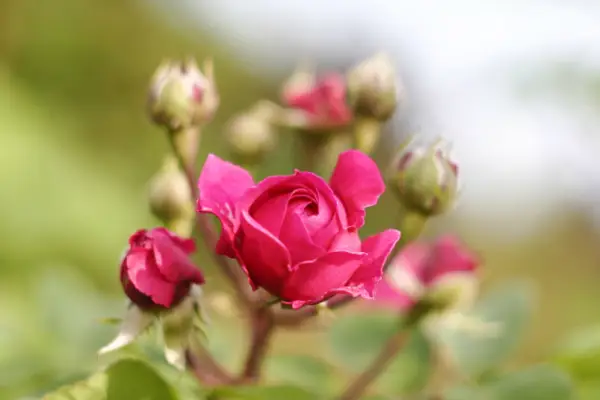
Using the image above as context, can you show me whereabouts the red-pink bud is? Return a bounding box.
[376,236,479,311]
[119,228,204,310]
[281,71,352,130]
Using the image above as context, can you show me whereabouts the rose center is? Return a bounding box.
[303,202,319,216]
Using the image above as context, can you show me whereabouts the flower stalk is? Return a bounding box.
[353,116,382,155]
[336,300,434,400]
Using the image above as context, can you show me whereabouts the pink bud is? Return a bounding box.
[282,73,352,129]
[120,228,204,310]
[375,236,479,311]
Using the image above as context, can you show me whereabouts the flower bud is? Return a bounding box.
[281,63,316,103]
[388,139,459,216]
[225,102,277,165]
[148,156,193,223]
[120,228,204,310]
[346,53,399,121]
[280,70,352,130]
[100,229,207,369]
[148,58,219,131]
[376,236,479,313]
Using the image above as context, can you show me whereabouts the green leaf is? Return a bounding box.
[44,358,181,400]
[486,364,573,400]
[446,365,573,400]
[327,312,432,395]
[105,358,178,400]
[264,355,332,393]
[328,312,398,370]
[576,382,600,400]
[208,385,320,400]
[98,317,123,326]
[43,372,107,400]
[438,281,534,376]
[553,324,600,382]
[376,328,432,394]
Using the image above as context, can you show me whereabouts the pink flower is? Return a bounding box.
[375,236,478,310]
[283,74,352,128]
[120,228,205,310]
[197,150,401,308]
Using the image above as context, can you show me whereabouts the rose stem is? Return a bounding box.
[185,346,232,386]
[170,126,259,312]
[169,125,241,384]
[171,126,277,384]
[336,301,431,400]
[239,308,276,382]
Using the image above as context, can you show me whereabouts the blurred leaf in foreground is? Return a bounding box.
[437,281,535,377]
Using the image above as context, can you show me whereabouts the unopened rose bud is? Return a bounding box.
[148,58,219,131]
[120,228,204,310]
[376,236,479,313]
[100,228,207,369]
[388,139,459,216]
[280,71,352,131]
[346,53,399,121]
[148,156,193,224]
[225,102,277,165]
[281,63,316,104]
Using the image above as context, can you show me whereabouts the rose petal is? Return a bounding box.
[197,154,254,257]
[281,251,365,308]
[239,175,295,214]
[389,241,431,284]
[329,230,362,253]
[344,229,401,299]
[425,236,478,285]
[330,150,385,228]
[126,250,176,307]
[373,280,416,310]
[290,171,348,248]
[238,211,292,296]
[251,192,293,236]
[162,228,196,254]
[293,172,341,231]
[149,229,204,284]
[279,211,325,265]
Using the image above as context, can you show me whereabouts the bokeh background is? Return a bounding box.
[2,0,600,398]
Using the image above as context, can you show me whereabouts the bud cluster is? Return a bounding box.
[98,51,475,382]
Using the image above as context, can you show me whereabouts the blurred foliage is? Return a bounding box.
[2,0,600,399]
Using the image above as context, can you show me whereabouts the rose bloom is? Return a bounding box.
[283,73,352,128]
[375,235,478,310]
[120,227,205,310]
[198,150,400,308]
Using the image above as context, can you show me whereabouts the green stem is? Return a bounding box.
[169,126,201,197]
[336,301,433,400]
[353,116,382,154]
[296,130,351,176]
[397,207,428,247]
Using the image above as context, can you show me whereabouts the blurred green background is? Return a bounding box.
[2,1,600,399]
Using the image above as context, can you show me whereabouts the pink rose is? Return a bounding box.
[375,235,479,310]
[197,150,401,308]
[283,73,352,128]
[120,227,205,310]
